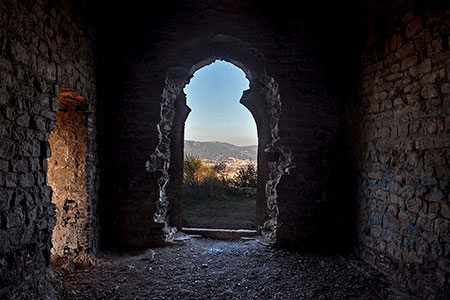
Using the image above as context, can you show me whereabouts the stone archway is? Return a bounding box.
[147,35,294,244]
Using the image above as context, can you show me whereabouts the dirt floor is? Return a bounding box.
[55,236,419,300]
[182,194,256,229]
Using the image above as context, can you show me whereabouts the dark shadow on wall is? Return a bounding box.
[94,0,366,251]
[263,0,365,253]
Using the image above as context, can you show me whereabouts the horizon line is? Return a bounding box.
[184,139,257,147]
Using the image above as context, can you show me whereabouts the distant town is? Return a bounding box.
[184,140,257,178]
[203,157,256,179]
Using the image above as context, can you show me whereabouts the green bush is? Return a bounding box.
[183,156,226,201]
[233,164,257,188]
[183,157,258,203]
[183,156,209,186]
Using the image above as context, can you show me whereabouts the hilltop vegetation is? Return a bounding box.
[184,140,257,162]
[183,156,257,229]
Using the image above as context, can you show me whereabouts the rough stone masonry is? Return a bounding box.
[0,0,448,299]
[349,1,450,298]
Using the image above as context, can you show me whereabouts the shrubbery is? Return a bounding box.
[232,164,257,188]
[183,156,226,201]
[183,156,257,202]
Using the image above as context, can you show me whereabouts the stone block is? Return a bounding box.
[441,83,450,95]
[434,218,450,236]
[0,88,10,105]
[406,17,423,38]
[0,140,16,160]
[427,202,440,218]
[0,160,8,172]
[395,42,415,60]
[406,198,421,213]
[387,204,399,217]
[12,160,28,173]
[15,114,30,128]
[441,205,450,219]
[413,31,432,54]
[409,58,431,77]
[403,250,423,263]
[401,11,414,24]
[18,173,34,188]
[5,173,17,188]
[401,56,418,71]
[0,171,4,187]
[427,38,443,56]
[29,158,40,172]
[32,117,46,131]
[421,86,438,99]
[391,34,402,51]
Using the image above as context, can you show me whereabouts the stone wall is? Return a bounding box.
[3,0,448,298]
[48,88,88,259]
[351,0,449,298]
[97,1,357,249]
[0,0,98,298]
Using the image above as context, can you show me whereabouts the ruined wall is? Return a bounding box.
[0,0,98,298]
[97,1,357,249]
[48,89,88,258]
[351,0,449,298]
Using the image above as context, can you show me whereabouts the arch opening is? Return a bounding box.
[181,60,257,230]
[48,87,89,261]
[148,53,294,245]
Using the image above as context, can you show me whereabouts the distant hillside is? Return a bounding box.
[184,140,257,161]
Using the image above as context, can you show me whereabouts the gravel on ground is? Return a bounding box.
[55,236,419,300]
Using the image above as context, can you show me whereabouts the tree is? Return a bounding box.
[183,156,204,186]
[233,164,257,188]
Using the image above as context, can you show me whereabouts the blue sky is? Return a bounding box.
[183,60,257,146]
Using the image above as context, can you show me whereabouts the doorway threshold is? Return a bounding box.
[182,227,258,240]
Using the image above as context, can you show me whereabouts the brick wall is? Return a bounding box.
[351,0,449,298]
